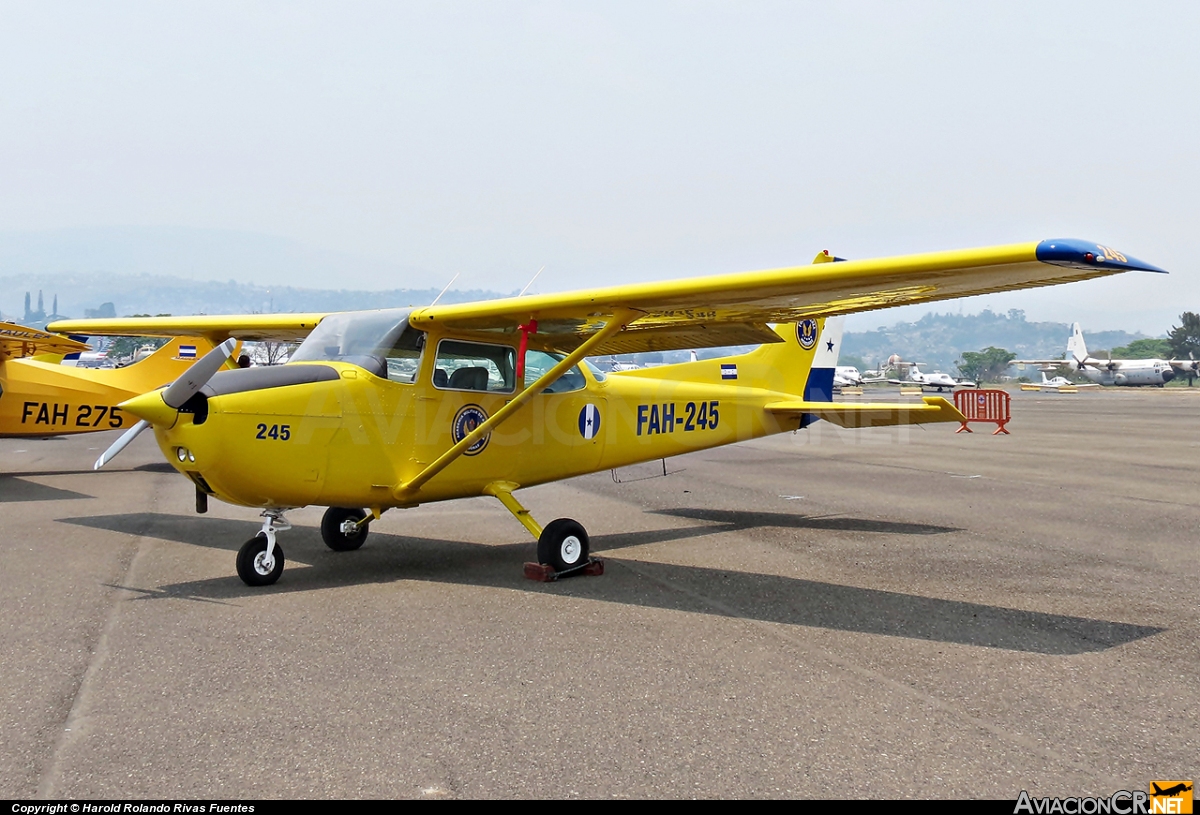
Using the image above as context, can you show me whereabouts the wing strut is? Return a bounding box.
[394,310,634,500]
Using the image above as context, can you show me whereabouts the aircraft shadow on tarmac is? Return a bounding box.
[656,506,957,535]
[133,462,180,474]
[0,461,178,501]
[0,474,92,503]
[61,511,1163,656]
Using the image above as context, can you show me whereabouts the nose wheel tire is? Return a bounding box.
[538,518,590,573]
[236,534,285,586]
[321,507,370,551]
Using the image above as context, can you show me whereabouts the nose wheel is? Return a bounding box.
[237,534,285,586]
[235,510,291,586]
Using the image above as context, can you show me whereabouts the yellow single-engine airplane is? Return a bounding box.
[51,239,1165,586]
[0,322,215,442]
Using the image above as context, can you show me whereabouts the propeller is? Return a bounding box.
[162,338,238,408]
[93,420,150,470]
[93,338,238,470]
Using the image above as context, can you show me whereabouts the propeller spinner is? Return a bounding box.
[94,338,238,469]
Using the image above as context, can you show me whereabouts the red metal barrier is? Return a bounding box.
[953,388,1011,435]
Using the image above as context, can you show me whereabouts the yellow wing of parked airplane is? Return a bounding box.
[1,323,92,360]
[50,238,1165,586]
[0,323,219,439]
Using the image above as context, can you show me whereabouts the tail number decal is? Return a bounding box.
[637,401,720,435]
[20,402,124,428]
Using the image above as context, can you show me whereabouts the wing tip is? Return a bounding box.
[1036,239,1168,274]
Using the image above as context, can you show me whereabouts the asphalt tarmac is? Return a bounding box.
[1,388,1196,799]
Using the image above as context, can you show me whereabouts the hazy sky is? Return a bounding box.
[2,1,1196,332]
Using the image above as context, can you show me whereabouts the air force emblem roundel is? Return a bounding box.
[578,404,601,440]
[452,404,490,455]
[796,319,819,350]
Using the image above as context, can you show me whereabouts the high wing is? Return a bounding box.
[46,313,327,344]
[406,239,1164,355]
[49,239,1164,356]
[0,322,90,360]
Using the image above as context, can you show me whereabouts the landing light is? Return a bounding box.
[176,447,194,463]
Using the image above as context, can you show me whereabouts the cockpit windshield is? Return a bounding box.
[290,308,423,381]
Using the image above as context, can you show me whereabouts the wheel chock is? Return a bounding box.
[523,557,604,582]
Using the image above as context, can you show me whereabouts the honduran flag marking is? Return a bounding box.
[578,404,601,439]
[178,344,197,359]
[721,363,738,380]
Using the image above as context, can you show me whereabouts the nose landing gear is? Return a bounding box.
[235,509,292,586]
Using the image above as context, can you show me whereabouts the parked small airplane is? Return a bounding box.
[60,348,110,368]
[834,366,864,387]
[0,322,214,440]
[52,239,1163,586]
[1020,370,1100,391]
[888,362,976,392]
[1016,323,1175,386]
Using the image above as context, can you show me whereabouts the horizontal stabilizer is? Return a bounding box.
[765,396,966,428]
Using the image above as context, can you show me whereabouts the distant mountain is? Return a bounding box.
[841,309,1151,374]
[0,272,509,329]
[0,225,438,294]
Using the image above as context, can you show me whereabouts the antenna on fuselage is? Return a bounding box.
[519,266,546,297]
[429,272,460,307]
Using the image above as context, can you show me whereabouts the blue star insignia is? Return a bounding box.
[826,339,835,352]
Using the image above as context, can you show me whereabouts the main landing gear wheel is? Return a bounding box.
[321,507,370,551]
[237,534,285,586]
[538,518,589,573]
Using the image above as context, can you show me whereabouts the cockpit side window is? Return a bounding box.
[384,327,425,383]
[434,340,516,393]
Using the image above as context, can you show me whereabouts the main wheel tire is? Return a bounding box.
[236,534,285,586]
[321,507,369,551]
[538,518,589,572]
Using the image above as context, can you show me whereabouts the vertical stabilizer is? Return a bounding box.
[1068,322,1088,366]
[804,316,844,403]
[799,316,844,428]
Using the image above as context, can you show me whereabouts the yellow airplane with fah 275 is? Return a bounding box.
[51,239,1164,587]
[0,323,214,440]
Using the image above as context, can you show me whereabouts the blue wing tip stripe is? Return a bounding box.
[1036,239,1167,274]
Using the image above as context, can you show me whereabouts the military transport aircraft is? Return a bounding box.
[51,239,1164,587]
[1016,323,1175,387]
[0,322,213,441]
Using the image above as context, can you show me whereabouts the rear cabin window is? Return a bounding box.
[434,340,516,393]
